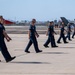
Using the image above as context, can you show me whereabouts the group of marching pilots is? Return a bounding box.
[0,16,75,62]
[25,19,75,53]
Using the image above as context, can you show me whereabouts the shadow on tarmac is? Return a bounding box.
[10,61,51,64]
[59,47,75,48]
[41,52,68,54]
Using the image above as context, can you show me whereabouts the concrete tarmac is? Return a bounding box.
[0,34,75,75]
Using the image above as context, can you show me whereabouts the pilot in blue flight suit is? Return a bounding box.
[0,16,16,62]
[25,19,42,53]
[44,21,58,48]
[66,23,72,41]
[72,24,75,38]
[43,23,51,48]
[57,22,68,43]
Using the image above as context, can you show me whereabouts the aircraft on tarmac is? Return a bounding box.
[60,17,75,26]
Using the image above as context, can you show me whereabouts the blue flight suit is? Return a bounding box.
[57,26,67,43]
[72,25,75,38]
[0,23,13,62]
[44,25,57,47]
[66,24,72,40]
[72,32,75,38]
[44,25,51,47]
[25,25,40,52]
[49,25,57,47]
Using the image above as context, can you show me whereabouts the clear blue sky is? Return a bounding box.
[0,0,75,21]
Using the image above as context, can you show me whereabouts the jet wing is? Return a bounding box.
[60,17,69,26]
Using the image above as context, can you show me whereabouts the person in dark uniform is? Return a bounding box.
[66,23,72,41]
[25,19,42,53]
[44,21,58,48]
[57,22,68,43]
[0,16,16,62]
[43,36,50,48]
[0,48,1,62]
[72,24,75,38]
[43,23,51,48]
